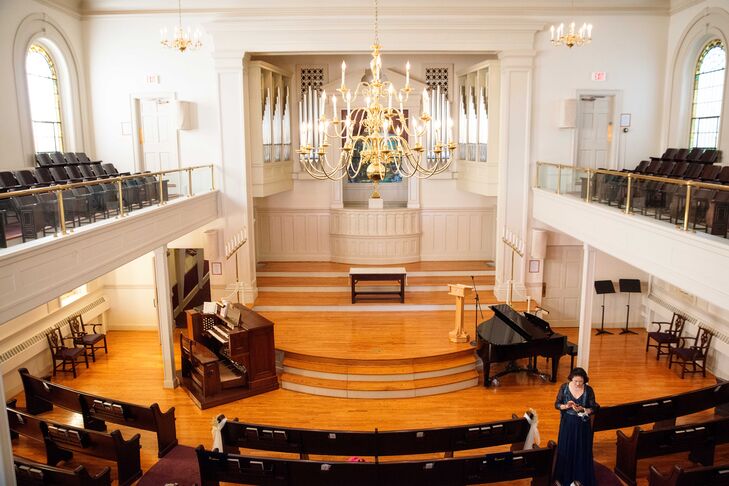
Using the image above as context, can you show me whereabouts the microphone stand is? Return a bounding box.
[470,275,484,346]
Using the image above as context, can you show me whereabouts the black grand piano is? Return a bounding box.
[477,304,569,387]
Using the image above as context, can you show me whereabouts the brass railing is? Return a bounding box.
[0,164,214,237]
[535,161,729,232]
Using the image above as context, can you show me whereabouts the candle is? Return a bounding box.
[346,92,351,119]
[398,93,403,112]
[341,61,346,90]
[570,22,575,35]
[587,24,593,38]
[550,25,554,41]
[319,89,326,114]
[405,61,410,88]
[332,95,337,120]
[388,85,394,109]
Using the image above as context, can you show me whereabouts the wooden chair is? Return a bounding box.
[47,328,88,378]
[646,313,686,360]
[669,327,713,378]
[68,315,108,362]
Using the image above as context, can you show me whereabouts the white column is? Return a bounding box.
[214,53,258,304]
[154,245,177,389]
[0,375,17,486]
[494,50,535,302]
[577,243,596,372]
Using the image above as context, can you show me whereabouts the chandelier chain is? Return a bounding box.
[374,0,379,46]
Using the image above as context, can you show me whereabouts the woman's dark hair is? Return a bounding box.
[568,367,589,383]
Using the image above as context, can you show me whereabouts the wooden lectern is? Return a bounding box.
[448,284,472,343]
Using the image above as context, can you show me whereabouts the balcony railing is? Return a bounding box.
[0,165,214,249]
[535,162,729,239]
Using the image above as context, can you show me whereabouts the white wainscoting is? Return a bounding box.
[255,209,331,261]
[420,208,496,261]
[330,208,421,264]
[255,207,496,263]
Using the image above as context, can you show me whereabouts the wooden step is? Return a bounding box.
[255,290,499,306]
[257,275,495,288]
[282,353,477,378]
[280,370,480,399]
[257,261,495,273]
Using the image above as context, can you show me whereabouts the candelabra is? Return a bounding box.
[224,230,247,304]
[502,230,525,306]
[297,0,456,193]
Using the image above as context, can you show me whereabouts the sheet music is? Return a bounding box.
[203,301,218,315]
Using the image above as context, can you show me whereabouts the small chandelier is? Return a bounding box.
[297,0,455,196]
[160,0,202,53]
[550,21,593,48]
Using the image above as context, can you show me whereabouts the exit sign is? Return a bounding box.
[591,71,607,81]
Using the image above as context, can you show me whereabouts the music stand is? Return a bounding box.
[618,279,641,335]
[594,280,615,336]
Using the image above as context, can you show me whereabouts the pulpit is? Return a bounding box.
[448,284,472,343]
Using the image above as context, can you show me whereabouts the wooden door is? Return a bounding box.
[577,96,613,169]
[541,245,583,326]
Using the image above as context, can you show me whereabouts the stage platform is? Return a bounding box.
[253,260,527,398]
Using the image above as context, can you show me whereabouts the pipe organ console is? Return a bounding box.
[180,304,278,409]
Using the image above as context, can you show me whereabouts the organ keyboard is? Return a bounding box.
[181,304,278,409]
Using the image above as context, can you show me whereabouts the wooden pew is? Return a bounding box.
[19,367,177,457]
[614,415,729,485]
[216,413,532,459]
[195,442,556,486]
[593,381,729,432]
[8,406,142,486]
[14,455,111,486]
[648,463,729,486]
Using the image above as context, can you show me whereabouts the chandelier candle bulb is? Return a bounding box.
[341,61,346,90]
[332,95,337,120]
[405,61,411,88]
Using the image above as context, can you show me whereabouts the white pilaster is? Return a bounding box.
[494,50,535,301]
[215,53,258,304]
[407,175,420,209]
[577,243,596,372]
[154,245,177,389]
[0,375,17,486]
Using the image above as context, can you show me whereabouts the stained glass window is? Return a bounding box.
[26,43,64,152]
[689,40,725,149]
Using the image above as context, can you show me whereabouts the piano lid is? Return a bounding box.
[477,304,552,344]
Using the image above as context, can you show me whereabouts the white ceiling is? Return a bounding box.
[40,0,700,17]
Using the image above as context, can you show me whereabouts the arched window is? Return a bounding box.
[26,43,64,152]
[689,40,726,149]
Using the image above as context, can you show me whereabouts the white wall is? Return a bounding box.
[83,13,219,171]
[0,0,86,168]
[101,252,157,329]
[546,230,650,327]
[532,15,668,169]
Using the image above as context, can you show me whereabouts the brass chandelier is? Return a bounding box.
[550,21,592,48]
[297,0,456,195]
[160,0,202,53]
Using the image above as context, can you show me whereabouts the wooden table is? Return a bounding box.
[349,267,407,303]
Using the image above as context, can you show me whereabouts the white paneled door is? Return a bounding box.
[576,96,613,169]
[136,97,178,173]
[542,245,583,326]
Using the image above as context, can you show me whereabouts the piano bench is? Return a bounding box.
[566,342,578,370]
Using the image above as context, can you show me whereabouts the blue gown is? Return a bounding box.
[554,383,599,486]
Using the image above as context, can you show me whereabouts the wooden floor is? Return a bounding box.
[9,260,729,485]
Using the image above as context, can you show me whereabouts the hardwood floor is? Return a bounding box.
[9,260,728,485]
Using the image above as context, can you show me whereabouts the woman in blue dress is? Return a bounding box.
[554,367,599,486]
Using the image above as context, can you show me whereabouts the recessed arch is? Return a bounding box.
[13,13,87,164]
[665,7,729,152]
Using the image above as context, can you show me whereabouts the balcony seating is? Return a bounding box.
[10,194,56,241]
[646,313,686,360]
[668,327,714,378]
